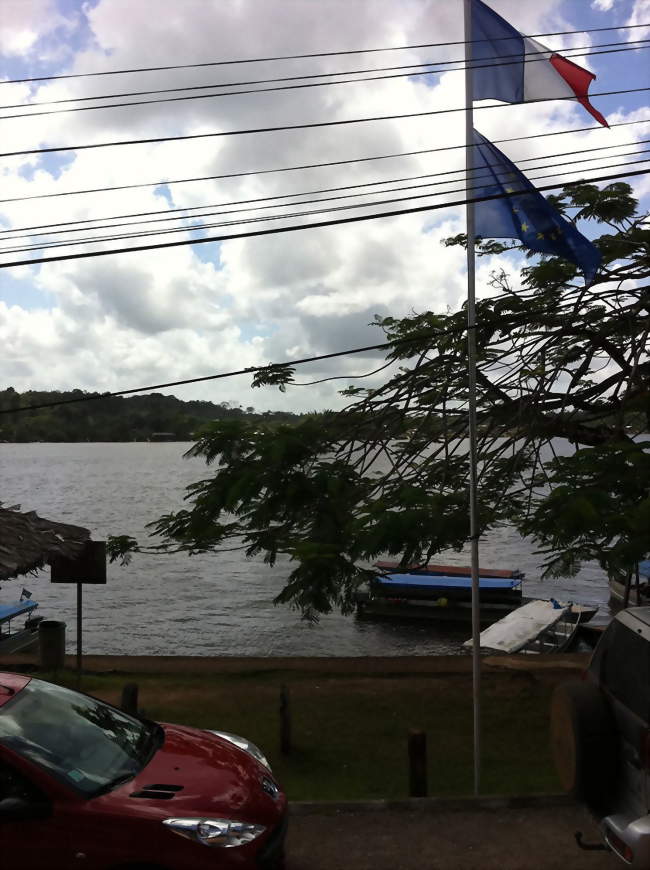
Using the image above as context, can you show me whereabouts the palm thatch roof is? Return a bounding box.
[0,505,90,581]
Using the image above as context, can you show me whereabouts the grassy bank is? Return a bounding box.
[39,664,570,801]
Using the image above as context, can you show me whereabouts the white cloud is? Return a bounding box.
[0,0,78,58]
[0,0,647,412]
[626,0,650,39]
[591,0,616,11]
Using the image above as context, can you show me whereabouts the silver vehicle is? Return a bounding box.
[551,606,650,866]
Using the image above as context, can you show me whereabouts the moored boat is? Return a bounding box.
[463,598,598,655]
[373,560,523,579]
[0,599,44,655]
[609,559,650,607]
[355,571,524,624]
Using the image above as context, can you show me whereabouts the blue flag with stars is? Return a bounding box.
[472,130,601,284]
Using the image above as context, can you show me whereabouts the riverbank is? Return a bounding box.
[1,653,589,801]
[0,651,591,675]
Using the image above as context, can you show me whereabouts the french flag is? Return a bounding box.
[472,0,609,127]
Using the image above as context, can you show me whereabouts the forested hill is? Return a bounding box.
[0,387,303,442]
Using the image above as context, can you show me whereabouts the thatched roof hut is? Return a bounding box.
[0,506,90,581]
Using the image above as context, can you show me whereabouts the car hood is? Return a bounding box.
[94,723,285,823]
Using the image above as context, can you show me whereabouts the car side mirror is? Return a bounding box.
[0,796,50,821]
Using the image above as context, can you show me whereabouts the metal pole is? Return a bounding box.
[76,581,83,684]
[464,0,481,796]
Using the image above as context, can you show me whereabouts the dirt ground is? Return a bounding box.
[286,803,619,870]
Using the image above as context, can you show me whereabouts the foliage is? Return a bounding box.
[250,364,296,392]
[0,388,302,442]
[110,182,650,616]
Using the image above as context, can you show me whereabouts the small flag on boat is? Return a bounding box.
[472,0,609,127]
[472,129,602,284]
[20,588,32,600]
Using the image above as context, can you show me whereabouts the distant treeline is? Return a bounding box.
[0,387,304,442]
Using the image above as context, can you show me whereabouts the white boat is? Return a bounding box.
[463,599,598,654]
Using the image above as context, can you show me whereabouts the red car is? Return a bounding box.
[0,672,287,870]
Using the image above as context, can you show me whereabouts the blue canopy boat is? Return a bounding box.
[0,599,43,655]
[355,571,523,624]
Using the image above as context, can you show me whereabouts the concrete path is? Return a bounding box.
[286,802,620,870]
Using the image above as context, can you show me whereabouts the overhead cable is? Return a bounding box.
[1,166,646,270]
[3,21,648,85]
[3,156,649,255]
[3,87,649,160]
[4,42,648,120]
[5,160,648,254]
[3,119,647,206]
[4,145,648,243]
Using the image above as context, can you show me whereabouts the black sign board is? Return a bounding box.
[50,540,107,584]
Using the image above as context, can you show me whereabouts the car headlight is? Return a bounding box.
[206,730,271,770]
[163,817,266,848]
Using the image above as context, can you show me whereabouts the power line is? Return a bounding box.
[3,119,647,206]
[3,22,648,85]
[4,147,648,245]
[5,155,650,256]
[4,87,648,160]
[4,42,647,120]
[8,39,644,110]
[5,160,648,255]
[293,358,397,387]
[1,166,646,270]
[0,323,468,416]
[5,139,646,238]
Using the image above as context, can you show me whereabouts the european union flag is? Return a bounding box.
[472,130,601,284]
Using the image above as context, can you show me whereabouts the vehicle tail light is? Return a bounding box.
[606,828,634,863]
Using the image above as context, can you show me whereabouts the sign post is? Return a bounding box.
[50,540,106,682]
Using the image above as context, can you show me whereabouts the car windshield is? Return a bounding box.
[0,678,160,796]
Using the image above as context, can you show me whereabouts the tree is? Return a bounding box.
[109,182,650,619]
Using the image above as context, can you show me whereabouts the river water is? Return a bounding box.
[0,443,612,656]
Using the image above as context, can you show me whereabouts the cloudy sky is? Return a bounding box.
[0,0,648,412]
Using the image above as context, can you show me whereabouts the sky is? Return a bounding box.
[0,0,648,413]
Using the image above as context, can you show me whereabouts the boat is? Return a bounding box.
[463,598,598,655]
[0,599,44,655]
[373,560,523,579]
[354,570,524,624]
[609,559,650,607]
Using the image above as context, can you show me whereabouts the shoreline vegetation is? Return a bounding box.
[1,386,645,444]
[0,386,305,442]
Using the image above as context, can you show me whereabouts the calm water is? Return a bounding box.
[0,443,612,656]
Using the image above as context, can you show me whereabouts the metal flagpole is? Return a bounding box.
[463,0,481,796]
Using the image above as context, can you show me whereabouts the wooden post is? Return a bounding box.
[280,684,291,756]
[408,729,427,797]
[121,682,139,716]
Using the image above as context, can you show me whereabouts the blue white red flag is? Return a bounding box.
[472,0,608,127]
[472,130,602,284]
